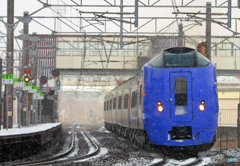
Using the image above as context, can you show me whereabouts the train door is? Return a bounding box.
[170,72,193,122]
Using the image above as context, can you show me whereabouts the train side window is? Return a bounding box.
[113,97,116,109]
[118,96,122,109]
[124,94,128,109]
[110,99,112,110]
[140,85,142,105]
[131,90,138,108]
[107,100,109,110]
[104,102,106,111]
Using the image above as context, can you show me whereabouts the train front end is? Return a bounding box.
[143,47,219,152]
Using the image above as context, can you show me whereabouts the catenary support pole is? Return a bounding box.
[39,82,42,123]
[206,2,211,60]
[18,89,21,128]
[31,94,34,124]
[178,23,184,47]
[5,86,8,130]
[35,100,38,124]
[26,91,29,126]
[30,30,38,125]
[22,11,29,126]
[7,0,14,128]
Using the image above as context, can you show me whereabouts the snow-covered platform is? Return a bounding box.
[0,123,62,145]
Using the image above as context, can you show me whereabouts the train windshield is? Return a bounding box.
[148,48,211,68]
[164,53,195,67]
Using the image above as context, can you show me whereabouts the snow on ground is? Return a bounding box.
[0,123,61,136]
[222,149,240,158]
[53,131,73,156]
[98,126,111,133]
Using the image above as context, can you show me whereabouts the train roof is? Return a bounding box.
[164,47,195,53]
[147,47,211,68]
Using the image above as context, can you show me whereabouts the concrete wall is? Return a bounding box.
[57,91,107,125]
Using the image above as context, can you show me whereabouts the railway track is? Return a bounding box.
[148,156,170,166]
[18,126,100,166]
[149,155,202,166]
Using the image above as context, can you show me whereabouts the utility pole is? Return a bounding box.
[178,23,184,47]
[206,2,211,60]
[22,11,30,126]
[6,0,14,128]
[31,32,38,124]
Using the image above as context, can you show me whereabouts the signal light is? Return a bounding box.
[52,69,60,78]
[157,101,164,112]
[199,100,205,111]
[24,76,30,82]
[40,76,48,85]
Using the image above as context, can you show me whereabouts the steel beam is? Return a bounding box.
[58,68,240,77]
[58,69,141,75]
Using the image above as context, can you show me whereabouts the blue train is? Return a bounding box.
[104,47,218,154]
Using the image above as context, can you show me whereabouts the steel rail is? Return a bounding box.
[148,156,170,166]
[18,128,100,166]
[182,155,202,166]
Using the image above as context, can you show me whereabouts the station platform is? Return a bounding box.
[0,123,62,145]
[0,123,62,161]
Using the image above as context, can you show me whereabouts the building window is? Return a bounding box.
[89,42,102,56]
[73,41,84,56]
[105,43,118,56]
[57,41,70,55]
[107,100,109,110]
[104,102,106,111]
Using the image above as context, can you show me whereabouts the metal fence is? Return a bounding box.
[218,109,238,126]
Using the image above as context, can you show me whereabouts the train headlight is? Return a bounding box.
[157,101,164,112]
[199,100,205,111]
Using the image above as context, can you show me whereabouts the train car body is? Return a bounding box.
[104,47,218,153]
